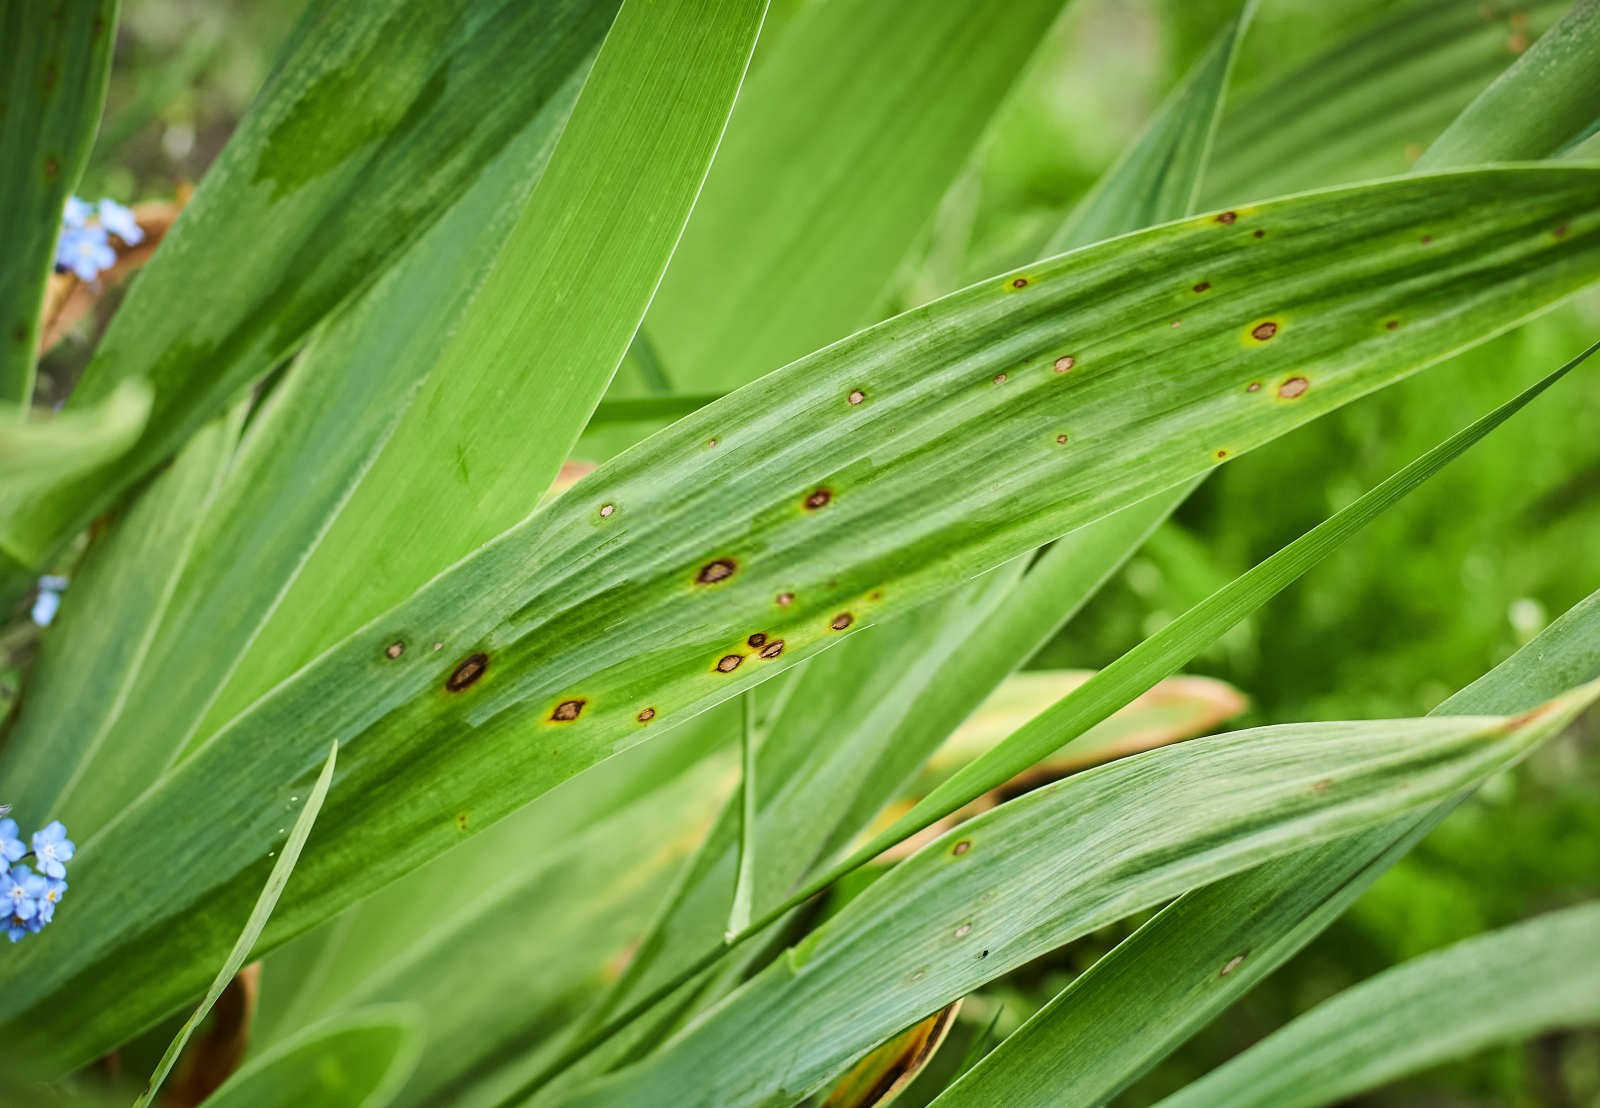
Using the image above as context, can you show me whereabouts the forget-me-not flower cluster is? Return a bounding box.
[1,814,75,943]
[54,195,144,283]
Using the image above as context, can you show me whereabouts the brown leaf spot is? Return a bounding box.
[1055,434,1069,445]
[455,812,470,832]
[1385,319,1399,330]
[803,488,832,510]
[1193,281,1211,293]
[1246,381,1262,393]
[1277,376,1310,399]
[951,840,971,856]
[759,639,785,659]
[432,641,444,652]
[1215,211,1237,225]
[696,558,737,585]
[1053,355,1078,377]
[1420,234,1434,244]
[747,632,767,648]
[637,707,656,723]
[716,653,744,673]
[43,155,59,180]
[1553,224,1569,239]
[384,641,405,659]
[992,372,1007,384]
[1507,30,1528,52]
[848,388,866,406]
[706,437,718,448]
[776,591,795,606]
[830,612,854,630]
[1220,951,1248,977]
[1170,319,1181,329]
[1250,321,1279,341]
[1252,229,1265,239]
[1010,277,1028,289]
[446,653,489,692]
[551,699,586,722]
[1215,449,1228,460]
[599,503,615,518]
[954,923,972,938]
[1312,778,1332,794]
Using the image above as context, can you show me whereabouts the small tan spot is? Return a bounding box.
[385,641,405,659]
[803,488,832,510]
[637,707,656,723]
[1055,434,1069,445]
[696,558,737,585]
[1385,319,1399,331]
[1312,778,1332,794]
[1170,319,1181,329]
[1220,952,1248,977]
[446,653,489,692]
[432,642,443,652]
[551,699,586,722]
[759,639,785,659]
[1251,321,1279,341]
[1010,277,1029,289]
[1246,381,1262,393]
[716,654,744,673]
[1215,449,1228,460]
[830,613,854,630]
[706,437,718,448]
[1193,281,1211,293]
[993,372,1008,384]
[747,632,767,648]
[1215,211,1237,225]
[954,923,972,938]
[776,591,795,606]
[1053,355,1076,374]
[599,503,615,518]
[952,840,971,856]
[1278,376,1310,399]
[848,389,865,406]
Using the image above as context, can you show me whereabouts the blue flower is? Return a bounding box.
[34,877,66,925]
[31,586,62,627]
[0,818,24,864]
[31,821,74,879]
[62,195,92,228]
[98,198,144,245]
[2,864,46,922]
[56,223,116,282]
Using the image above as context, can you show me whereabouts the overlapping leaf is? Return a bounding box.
[563,682,1600,1106]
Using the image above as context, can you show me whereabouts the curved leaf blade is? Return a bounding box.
[203,1007,420,1108]
[563,683,1600,1107]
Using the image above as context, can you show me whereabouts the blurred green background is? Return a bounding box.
[34,0,1600,1103]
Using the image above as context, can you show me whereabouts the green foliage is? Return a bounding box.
[2,1,1599,1105]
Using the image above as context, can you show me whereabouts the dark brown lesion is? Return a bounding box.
[747,632,768,648]
[550,699,585,722]
[696,558,737,585]
[803,489,832,510]
[830,613,853,630]
[716,654,744,673]
[445,652,489,692]
[758,639,784,659]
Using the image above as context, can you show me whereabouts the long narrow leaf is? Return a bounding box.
[134,741,338,1105]
[0,0,117,406]
[201,1007,419,1108]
